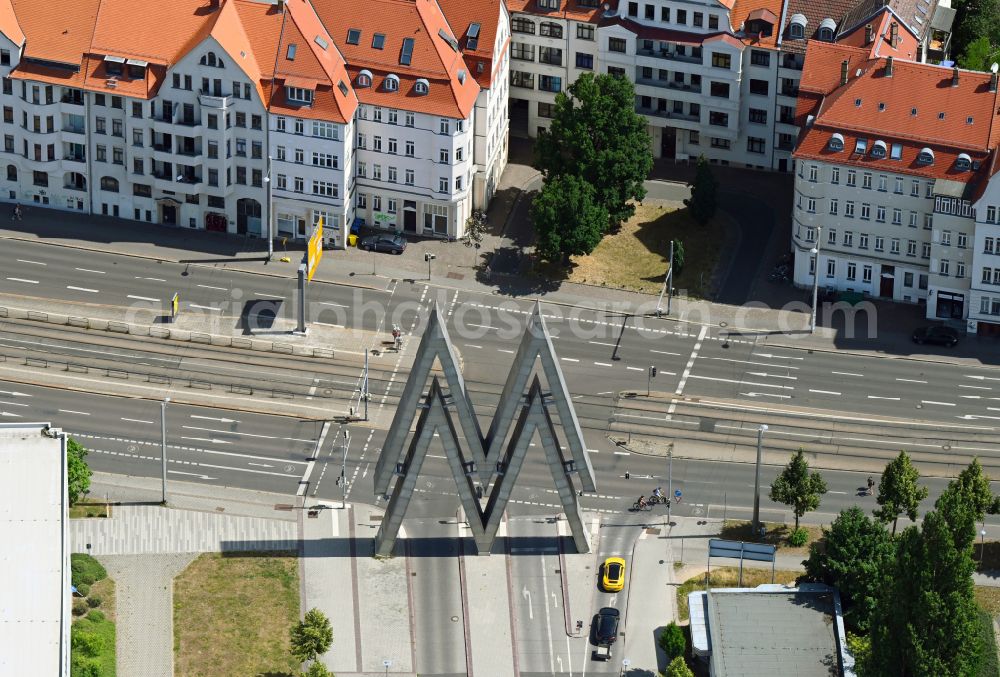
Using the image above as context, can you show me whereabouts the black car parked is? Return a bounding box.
[911,325,960,347]
[359,233,407,254]
[593,607,620,646]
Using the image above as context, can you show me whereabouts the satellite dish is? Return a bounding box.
[991,62,999,74]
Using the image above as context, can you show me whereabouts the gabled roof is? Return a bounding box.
[505,0,612,24]
[90,0,218,66]
[0,0,24,47]
[839,0,934,42]
[11,0,101,66]
[731,0,784,49]
[313,0,479,118]
[778,0,865,54]
[437,0,506,88]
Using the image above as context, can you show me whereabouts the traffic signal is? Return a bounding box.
[650,366,657,377]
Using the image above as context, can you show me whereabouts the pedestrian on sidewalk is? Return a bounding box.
[12,204,21,221]
[867,476,875,496]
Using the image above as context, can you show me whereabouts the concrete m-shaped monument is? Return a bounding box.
[373,303,597,556]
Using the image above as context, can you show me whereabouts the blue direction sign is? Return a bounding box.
[674,489,682,498]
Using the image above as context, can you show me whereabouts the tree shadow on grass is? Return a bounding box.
[631,205,722,296]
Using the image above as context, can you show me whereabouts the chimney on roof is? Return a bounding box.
[864,23,873,45]
[275,0,284,9]
[990,71,998,92]
[889,21,898,47]
[952,66,960,87]
[885,56,893,77]
[840,59,849,86]
[209,0,219,8]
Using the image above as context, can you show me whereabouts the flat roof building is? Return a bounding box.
[0,423,70,676]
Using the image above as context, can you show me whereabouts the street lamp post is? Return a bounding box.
[342,430,351,509]
[751,424,768,537]
[647,365,656,397]
[655,240,674,317]
[667,442,674,527]
[264,156,274,261]
[425,252,436,280]
[810,226,822,333]
[160,397,170,504]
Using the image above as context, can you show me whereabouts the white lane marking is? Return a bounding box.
[614,450,630,455]
[966,375,1000,382]
[169,471,216,480]
[0,400,29,407]
[189,415,239,423]
[831,371,864,377]
[740,392,792,399]
[465,344,483,349]
[319,302,349,307]
[896,378,928,384]
[867,396,901,400]
[921,400,956,407]
[58,409,90,416]
[597,391,614,395]
[828,491,848,495]
[180,436,232,445]
[809,389,842,395]
[626,366,644,371]
[650,349,681,356]
[0,390,31,397]
[587,449,600,454]
[121,417,153,424]
[961,396,983,399]
[958,415,1000,421]
[499,349,515,354]
[686,374,794,390]
[753,352,805,361]
[74,268,105,275]
[707,357,800,370]
[745,371,797,380]
[247,462,274,468]
[668,325,709,418]
[67,286,99,293]
[7,277,39,284]
[197,284,227,291]
[181,425,314,443]
[189,304,222,312]
[589,341,617,347]
[136,276,167,282]
[313,321,344,328]
[561,357,580,363]
[253,292,284,299]
[594,362,614,367]
[0,412,21,418]
[467,323,495,330]
[127,295,160,302]
[959,385,991,390]
[16,259,46,266]
[296,421,329,497]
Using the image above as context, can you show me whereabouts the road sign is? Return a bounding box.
[171,293,179,321]
[306,218,324,281]
[674,489,681,497]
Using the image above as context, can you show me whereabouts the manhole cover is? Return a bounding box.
[451,615,460,622]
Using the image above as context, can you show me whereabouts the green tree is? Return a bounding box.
[871,510,982,676]
[665,655,694,677]
[462,210,487,266]
[657,621,686,661]
[958,35,1000,71]
[67,437,92,506]
[530,174,609,262]
[70,655,102,677]
[290,608,334,663]
[768,449,827,531]
[670,239,686,278]
[534,72,652,229]
[803,507,895,632]
[873,451,928,536]
[301,661,333,677]
[952,0,1000,68]
[683,156,718,225]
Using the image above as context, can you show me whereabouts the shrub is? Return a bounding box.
[72,601,90,617]
[75,583,90,598]
[87,596,102,608]
[302,662,333,677]
[658,622,686,661]
[665,656,695,677]
[70,655,101,677]
[71,553,107,586]
[788,527,809,547]
[87,610,106,623]
[71,630,104,657]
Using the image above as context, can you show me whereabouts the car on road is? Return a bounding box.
[592,607,620,646]
[911,325,960,347]
[601,557,626,592]
[359,233,407,254]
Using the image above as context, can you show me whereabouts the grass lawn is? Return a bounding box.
[173,551,300,677]
[676,567,801,621]
[70,501,112,519]
[565,202,727,297]
[71,575,116,676]
[721,520,824,558]
[976,609,1000,677]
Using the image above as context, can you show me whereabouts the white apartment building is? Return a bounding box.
[792,42,1000,327]
[0,0,506,249]
[968,160,1000,336]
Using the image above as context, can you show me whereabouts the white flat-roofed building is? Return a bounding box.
[0,422,70,676]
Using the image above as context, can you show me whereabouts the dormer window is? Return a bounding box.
[104,55,124,77]
[126,59,147,80]
[383,74,399,92]
[955,153,972,171]
[854,138,867,154]
[199,52,223,68]
[346,28,361,45]
[917,147,935,165]
[414,78,429,95]
[817,17,836,41]
[286,86,313,105]
[788,13,806,39]
[357,69,373,87]
[537,0,559,10]
[870,140,887,159]
[828,133,844,152]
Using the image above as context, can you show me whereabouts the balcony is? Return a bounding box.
[176,146,200,157]
[60,94,85,106]
[636,48,702,65]
[636,106,700,123]
[779,85,800,97]
[176,116,198,127]
[198,93,233,109]
[62,154,86,163]
[61,124,86,136]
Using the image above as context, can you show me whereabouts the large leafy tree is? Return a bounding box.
[684,155,718,225]
[290,608,333,663]
[958,35,1000,71]
[803,507,895,632]
[534,72,652,231]
[873,451,928,536]
[769,449,827,531]
[67,437,92,506]
[530,174,608,263]
[952,0,1000,69]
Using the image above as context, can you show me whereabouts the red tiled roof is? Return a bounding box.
[12,0,101,66]
[0,0,24,47]
[730,0,783,49]
[505,0,612,24]
[797,41,871,94]
[437,0,504,88]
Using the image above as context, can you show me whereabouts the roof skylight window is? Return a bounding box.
[347,29,361,45]
[854,98,862,107]
[338,80,349,96]
[467,22,481,50]
[372,33,385,50]
[854,138,868,154]
[400,38,415,65]
[287,44,297,60]
[890,143,902,160]
[315,35,328,50]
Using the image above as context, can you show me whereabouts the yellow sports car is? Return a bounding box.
[601,557,626,592]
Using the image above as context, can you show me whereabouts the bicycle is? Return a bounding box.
[632,500,652,511]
